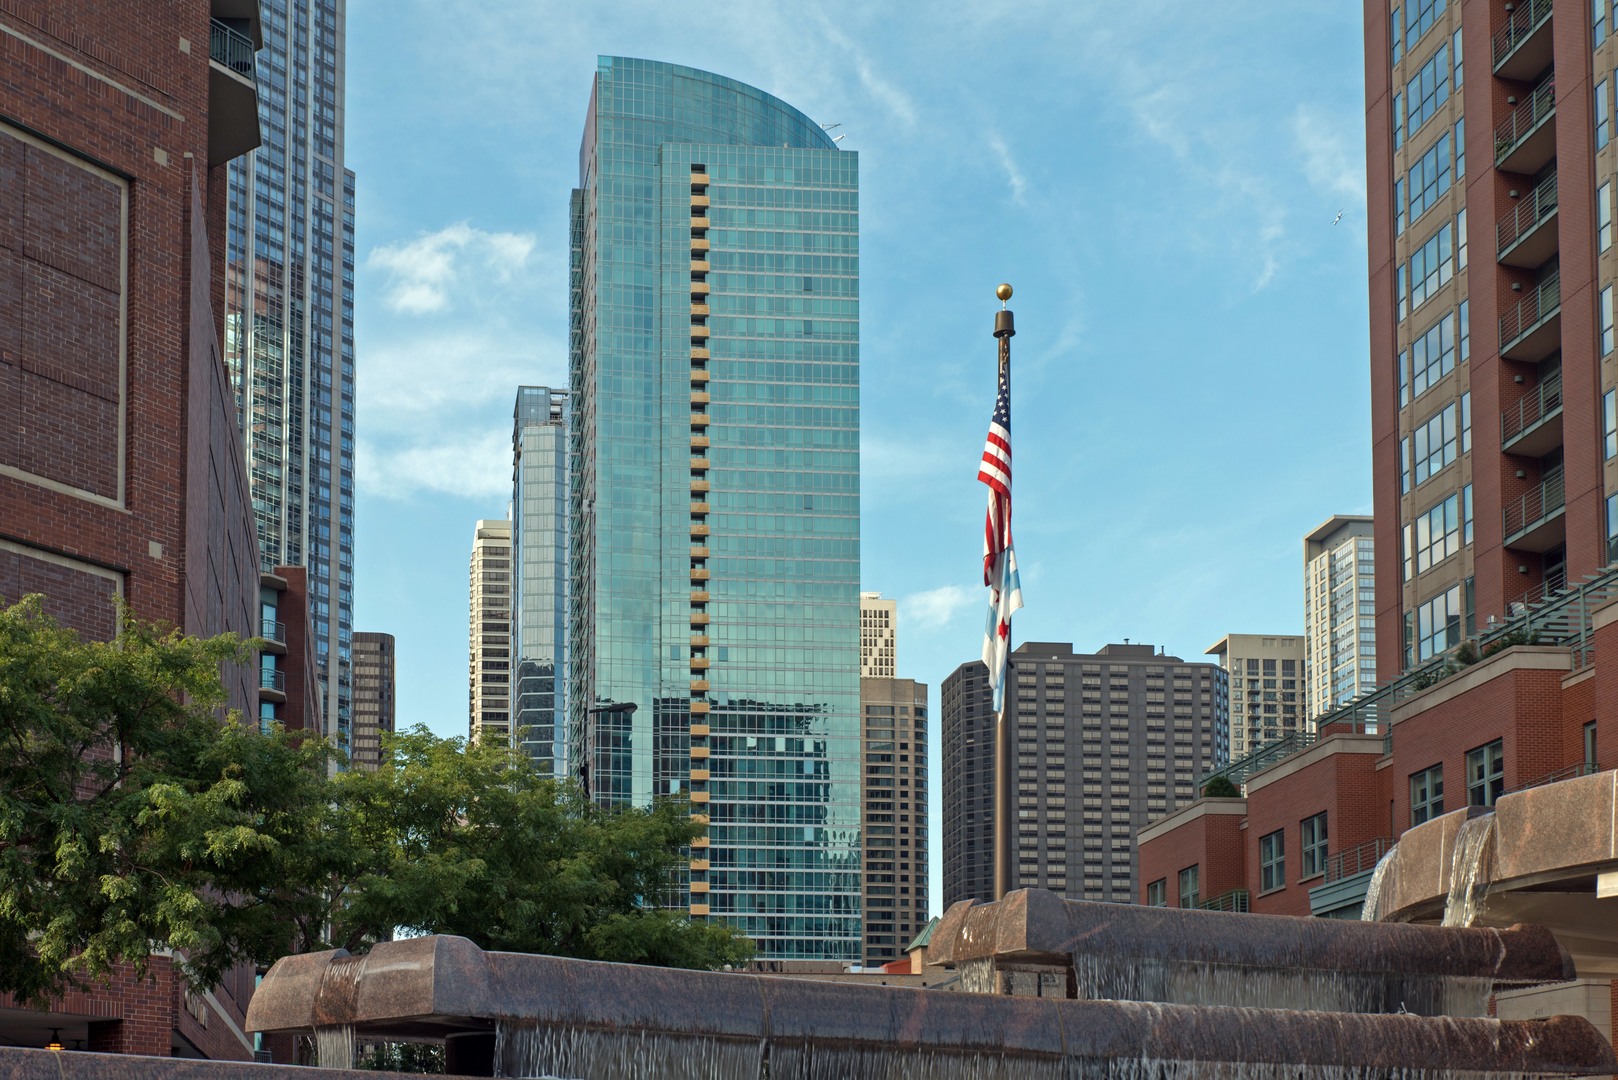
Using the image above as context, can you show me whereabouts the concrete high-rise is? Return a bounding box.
[568,57,861,961]
[224,0,357,754]
[1206,634,1304,759]
[351,631,396,770]
[941,643,1223,907]
[469,520,513,746]
[858,676,928,967]
[1303,517,1378,717]
[860,592,897,678]
[512,387,568,774]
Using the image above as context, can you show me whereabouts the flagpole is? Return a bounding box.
[992,283,1016,902]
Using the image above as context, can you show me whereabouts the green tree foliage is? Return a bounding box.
[1201,775,1240,799]
[0,595,751,1006]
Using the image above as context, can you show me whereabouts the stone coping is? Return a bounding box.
[1136,796,1247,846]
[1245,732,1386,795]
[1390,646,1571,724]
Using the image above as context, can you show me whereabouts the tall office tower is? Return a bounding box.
[568,57,862,961]
[0,0,264,1055]
[512,387,569,774]
[1303,517,1378,717]
[351,631,396,770]
[469,520,513,745]
[1365,0,1618,678]
[941,644,1222,905]
[1206,634,1305,759]
[223,0,357,753]
[858,677,928,967]
[941,661,997,908]
[860,591,897,677]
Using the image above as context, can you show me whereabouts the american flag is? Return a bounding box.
[978,349,1022,713]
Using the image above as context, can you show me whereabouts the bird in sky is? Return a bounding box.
[1332,209,1345,226]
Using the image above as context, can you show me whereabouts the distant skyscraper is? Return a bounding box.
[512,387,569,774]
[1304,517,1378,718]
[1206,633,1305,760]
[351,631,396,770]
[469,520,513,745]
[942,643,1222,907]
[224,0,357,753]
[859,592,897,678]
[858,676,928,967]
[568,57,861,961]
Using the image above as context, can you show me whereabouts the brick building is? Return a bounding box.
[0,0,266,1057]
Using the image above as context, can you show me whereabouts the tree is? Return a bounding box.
[1201,775,1240,799]
[0,595,751,1006]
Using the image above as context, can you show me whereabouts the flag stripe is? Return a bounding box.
[978,350,1019,714]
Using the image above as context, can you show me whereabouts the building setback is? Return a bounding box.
[469,519,513,745]
[568,57,862,961]
[942,643,1222,907]
[512,387,569,775]
[0,0,265,1056]
[1206,634,1303,760]
[351,631,396,770]
[224,0,357,754]
[1304,516,1378,718]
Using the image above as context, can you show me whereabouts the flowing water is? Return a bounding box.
[1441,815,1497,928]
[311,951,369,1070]
[1361,845,1399,923]
[313,1024,355,1070]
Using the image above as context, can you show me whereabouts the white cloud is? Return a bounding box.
[367,222,536,315]
[987,131,1028,205]
[357,430,513,503]
[1292,104,1367,208]
[902,584,976,630]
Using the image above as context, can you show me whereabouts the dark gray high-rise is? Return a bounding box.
[941,642,1223,907]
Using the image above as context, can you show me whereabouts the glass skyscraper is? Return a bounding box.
[512,386,569,775]
[569,57,862,961]
[224,0,356,749]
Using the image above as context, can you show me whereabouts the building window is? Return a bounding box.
[1408,401,1459,487]
[1602,183,1614,253]
[1456,208,1467,270]
[1460,391,1471,454]
[1459,299,1469,361]
[1413,583,1464,659]
[1600,79,1612,151]
[1407,309,1457,403]
[1392,7,1403,64]
[1259,830,1285,893]
[1609,494,1618,564]
[1411,764,1444,825]
[1395,178,1406,236]
[1300,812,1328,878]
[1394,93,1405,150]
[1406,43,1450,140]
[1466,740,1505,807]
[1407,490,1462,575]
[1601,0,1612,51]
[1586,722,1598,767]
[1463,483,1473,544]
[1607,390,1616,460]
[1178,865,1200,909]
[1406,0,1446,50]
[1146,879,1167,906]
[1407,223,1454,317]
[1407,133,1452,228]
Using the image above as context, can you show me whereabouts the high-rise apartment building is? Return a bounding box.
[351,631,396,770]
[224,0,357,752]
[568,57,862,960]
[1304,516,1378,717]
[860,592,897,678]
[469,520,512,745]
[1364,0,1618,677]
[1206,634,1304,759]
[858,677,928,967]
[941,643,1223,907]
[512,387,569,774]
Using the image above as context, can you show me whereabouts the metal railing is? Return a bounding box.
[1494,74,1556,167]
[1492,0,1553,69]
[260,617,286,643]
[1501,369,1562,443]
[209,18,256,79]
[259,667,286,692]
[1496,171,1557,255]
[1503,465,1565,540]
[1521,761,1602,790]
[1498,271,1560,351]
[1324,837,1394,882]
[1198,889,1250,914]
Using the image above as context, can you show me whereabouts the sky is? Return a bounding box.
[345,1,1373,913]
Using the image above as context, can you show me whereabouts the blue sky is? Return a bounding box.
[347,2,1372,910]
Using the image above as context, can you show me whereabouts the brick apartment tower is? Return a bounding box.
[470,519,513,745]
[858,676,929,966]
[351,631,396,770]
[0,0,266,1057]
[1369,0,1618,677]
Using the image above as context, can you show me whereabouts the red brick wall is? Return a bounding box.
[1137,809,1246,908]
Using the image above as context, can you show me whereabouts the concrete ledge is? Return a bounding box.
[1137,797,1247,846]
[1390,646,1571,724]
[1246,732,1385,795]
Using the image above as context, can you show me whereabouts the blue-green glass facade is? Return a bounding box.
[569,57,861,961]
[512,387,569,775]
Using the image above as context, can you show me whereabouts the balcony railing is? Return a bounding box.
[1498,271,1560,352]
[1323,837,1394,883]
[259,667,286,692]
[1494,74,1556,167]
[1492,0,1553,70]
[209,18,256,79]
[260,617,286,643]
[1503,465,1565,541]
[1198,889,1250,914]
[1500,369,1562,443]
[1521,761,1601,790]
[1496,171,1557,256]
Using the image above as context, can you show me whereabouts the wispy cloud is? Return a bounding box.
[1292,103,1367,209]
[368,223,536,315]
[902,584,976,630]
[356,430,513,503]
[987,131,1028,205]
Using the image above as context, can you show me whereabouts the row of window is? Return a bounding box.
[1395,126,1463,237]
[1403,485,1473,579]
[1409,739,1504,826]
[1397,212,1468,321]
[1400,393,1471,493]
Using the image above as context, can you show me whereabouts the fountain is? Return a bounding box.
[246,891,1618,1079]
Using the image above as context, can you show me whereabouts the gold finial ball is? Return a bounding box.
[996,283,1013,302]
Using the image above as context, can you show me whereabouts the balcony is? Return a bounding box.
[690,259,711,273]
[259,666,287,703]
[208,17,261,163]
[1197,889,1250,914]
[1503,465,1566,551]
[1492,0,1553,80]
[690,216,711,230]
[690,434,710,450]
[690,745,711,759]
[689,171,708,187]
[1494,75,1556,174]
[1500,369,1563,456]
[690,303,710,317]
[689,413,711,428]
[691,194,711,210]
[1323,837,1394,883]
[260,617,286,654]
[690,280,710,297]
[1496,171,1557,268]
[690,326,710,341]
[690,369,710,384]
[690,480,711,495]
[691,236,711,254]
[1498,271,1560,361]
